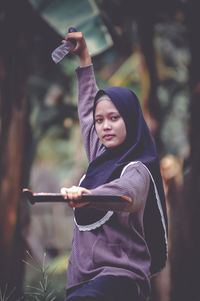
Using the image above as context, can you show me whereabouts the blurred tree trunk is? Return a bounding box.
[0,1,65,297]
[137,4,163,152]
[0,0,34,298]
[170,1,200,300]
[158,155,184,301]
[137,5,170,301]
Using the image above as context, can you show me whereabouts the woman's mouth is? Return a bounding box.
[103,134,115,141]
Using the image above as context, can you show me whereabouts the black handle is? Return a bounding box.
[68,27,77,46]
[22,189,126,205]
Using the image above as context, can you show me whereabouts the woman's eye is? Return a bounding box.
[95,118,103,123]
[111,115,119,121]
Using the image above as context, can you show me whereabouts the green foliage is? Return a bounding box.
[0,286,23,301]
[23,251,66,301]
[28,0,113,56]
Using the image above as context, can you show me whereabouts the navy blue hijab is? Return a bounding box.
[75,87,168,274]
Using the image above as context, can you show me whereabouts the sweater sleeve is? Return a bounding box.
[88,162,150,213]
[76,65,105,163]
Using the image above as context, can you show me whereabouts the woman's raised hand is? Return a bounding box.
[62,32,92,67]
[60,186,91,208]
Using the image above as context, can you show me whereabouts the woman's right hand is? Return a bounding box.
[60,186,91,208]
[62,32,92,67]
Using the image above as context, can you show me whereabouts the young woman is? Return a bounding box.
[61,32,168,301]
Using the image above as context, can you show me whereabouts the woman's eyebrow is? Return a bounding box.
[95,111,119,117]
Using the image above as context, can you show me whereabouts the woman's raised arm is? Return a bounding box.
[63,32,104,162]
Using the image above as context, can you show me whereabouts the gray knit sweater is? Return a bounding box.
[66,65,151,299]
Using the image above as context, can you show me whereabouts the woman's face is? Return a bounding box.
[94,99,127,148]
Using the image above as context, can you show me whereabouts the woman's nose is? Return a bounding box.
[103,119,111,130]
